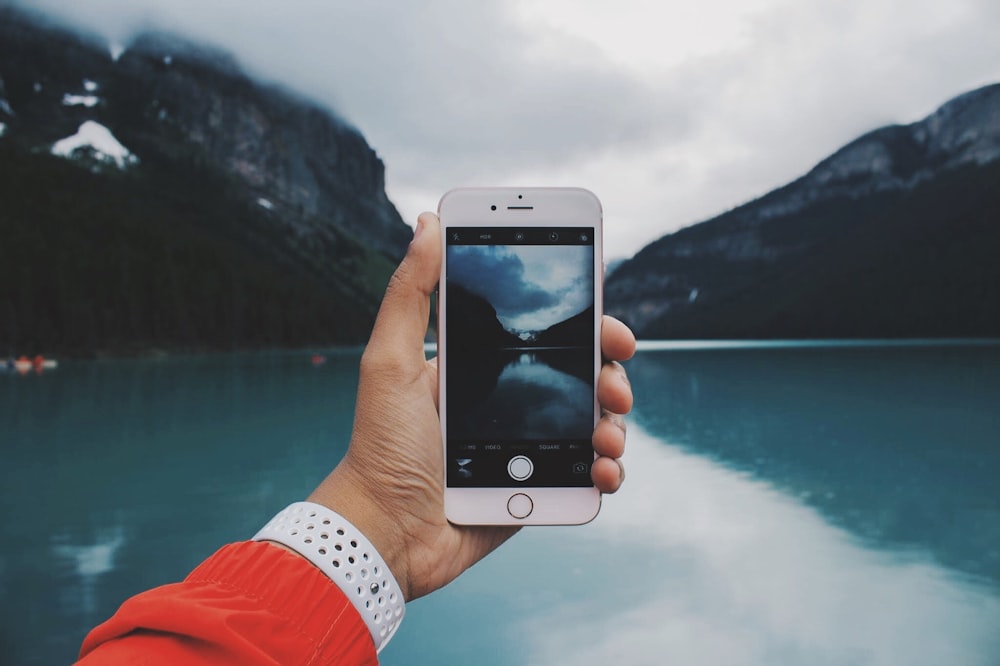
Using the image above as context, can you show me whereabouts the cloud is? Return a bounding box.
[15,1,687,175]
[449,245,556,317]
[13,0,1000,259]
[448,244,591,331]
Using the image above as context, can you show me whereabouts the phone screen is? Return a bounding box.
[445,226,596,488]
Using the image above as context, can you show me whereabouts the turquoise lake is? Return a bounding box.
[2,342,999,665]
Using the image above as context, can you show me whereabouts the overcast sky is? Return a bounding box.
[449,244,592,331]
[13,0,1000,259]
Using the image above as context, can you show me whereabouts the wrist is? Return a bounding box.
[253,501,405,653]
[307,466,411,600]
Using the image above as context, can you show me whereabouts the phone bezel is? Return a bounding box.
[437,187,603,525]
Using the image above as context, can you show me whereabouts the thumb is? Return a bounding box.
[364,212,441,371]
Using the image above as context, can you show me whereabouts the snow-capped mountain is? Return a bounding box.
[0,6,410,355]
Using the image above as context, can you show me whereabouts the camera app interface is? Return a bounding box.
[446,227,595,488]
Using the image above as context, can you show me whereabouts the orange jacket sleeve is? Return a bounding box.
[76,540,379,665]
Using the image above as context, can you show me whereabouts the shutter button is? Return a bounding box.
[507,455,533,481]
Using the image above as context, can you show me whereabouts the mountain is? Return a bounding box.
[606,83,1000,339]
[0,6,411,356]
[534,305,594,348]
[446,280,594,352]
[445,282,522,353]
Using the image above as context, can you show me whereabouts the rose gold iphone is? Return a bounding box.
[438,187,603,525]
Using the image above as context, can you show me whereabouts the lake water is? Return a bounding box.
[449,349,594,440]
[2,342,999,665]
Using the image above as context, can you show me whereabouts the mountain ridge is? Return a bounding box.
[606,83,1000,339]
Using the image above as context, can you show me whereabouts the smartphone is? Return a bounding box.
[438,187,603,525]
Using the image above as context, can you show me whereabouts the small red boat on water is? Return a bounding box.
[8,355,58,375]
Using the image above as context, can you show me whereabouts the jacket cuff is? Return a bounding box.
[79,540,377,665]
[186,540,377,662]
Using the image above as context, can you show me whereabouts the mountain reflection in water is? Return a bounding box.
[448,348,593,440]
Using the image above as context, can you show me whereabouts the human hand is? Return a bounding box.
[309,212,635,601]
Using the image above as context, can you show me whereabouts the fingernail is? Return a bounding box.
[411,218,424,244]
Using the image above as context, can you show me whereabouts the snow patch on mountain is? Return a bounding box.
[62,93,99,108]
[51,121,138,169]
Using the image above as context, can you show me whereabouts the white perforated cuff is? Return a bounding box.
[253,502,405,653]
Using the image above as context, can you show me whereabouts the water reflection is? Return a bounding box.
[52,525,126,617]
[490,352,592,438]
[627,345,1000,584]
[449,349,593,439]
[523,426,1000,665]
[0,353,360,665]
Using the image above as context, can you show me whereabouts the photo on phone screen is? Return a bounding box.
[445,226,596,488]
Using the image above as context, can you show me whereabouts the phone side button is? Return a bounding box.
[507,493,534,519]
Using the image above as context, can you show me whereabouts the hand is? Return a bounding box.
[309,212,635,601]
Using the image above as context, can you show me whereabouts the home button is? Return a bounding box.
[507,493,534,519]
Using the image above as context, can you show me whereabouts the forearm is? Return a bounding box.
[77,541,377,665]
